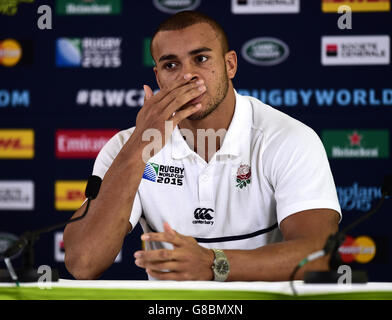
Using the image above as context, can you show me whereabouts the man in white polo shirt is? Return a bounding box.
[64,11,341,282]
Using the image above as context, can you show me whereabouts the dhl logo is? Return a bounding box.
[322,0,390,12]
[55,180,87,210]
[0,129,34,158]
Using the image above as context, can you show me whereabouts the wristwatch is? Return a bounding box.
[211,249,230,281]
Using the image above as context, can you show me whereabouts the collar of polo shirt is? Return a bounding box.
[171,91,253,162]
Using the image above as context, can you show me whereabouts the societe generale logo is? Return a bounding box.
[321,35,390,66]
[54,232,65,262]
[56,129,117,159]
[232,0,300,14]
[0,129,34,159]
[55,180,87,211]
[54,232,122,263]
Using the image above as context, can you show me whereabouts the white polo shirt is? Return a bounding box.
[92,91,341,253]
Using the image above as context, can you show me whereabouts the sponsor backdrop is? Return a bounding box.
[0,0,391,281]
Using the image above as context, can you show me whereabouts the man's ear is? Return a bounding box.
[153,66,162,89]
[225,50,237,80]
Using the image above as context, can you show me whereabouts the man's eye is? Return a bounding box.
[164,62,177,70]
[196,55,208,63]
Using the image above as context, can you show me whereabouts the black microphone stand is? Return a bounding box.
[0,176,101,283]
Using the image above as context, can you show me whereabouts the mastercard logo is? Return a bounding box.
[0,39,22,67]
[339,235,376,264]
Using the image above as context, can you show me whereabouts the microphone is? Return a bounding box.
[85,175,102,199]
[0,175,102,283]
[289,174,392,294]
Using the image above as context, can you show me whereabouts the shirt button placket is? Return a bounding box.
[198,171,214,207]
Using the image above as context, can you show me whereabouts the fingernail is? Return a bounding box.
[134,251,142,258]
[199,85,206,91]
[195,103,202,109]
[141,234,150,241]
[184,73,192,80]
[196,80,204,85]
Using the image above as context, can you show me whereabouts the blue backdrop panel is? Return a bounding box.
[0,0,391,281]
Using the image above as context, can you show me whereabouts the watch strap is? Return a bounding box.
[211,249,230,282]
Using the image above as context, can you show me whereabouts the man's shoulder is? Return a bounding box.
[92,126,136,177]
[106,127,136,148]
[96,126,136,158]
[239,93,314,139]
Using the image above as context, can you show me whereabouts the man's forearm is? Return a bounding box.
[63,135,148,279]
[224,237,330,281]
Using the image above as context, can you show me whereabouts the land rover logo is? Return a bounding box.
[241,38,289,66]
[153,0,201,14]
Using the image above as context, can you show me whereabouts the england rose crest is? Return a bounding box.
[236,164,251,189]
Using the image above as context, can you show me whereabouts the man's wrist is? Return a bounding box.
[207,249,215,280]
[211,249,230,281]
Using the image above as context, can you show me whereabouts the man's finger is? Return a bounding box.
[146,269,183,281]
[153,73,194,103]
[163,222,176,236]
[143,84,154,102]
[135,259,182,272]
[134,248,182,262]
[160,83,206,119]
[141,231,183,247]
[171,103,202,125]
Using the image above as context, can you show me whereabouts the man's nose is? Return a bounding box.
[179,73,200,83]
[181,63,200,82]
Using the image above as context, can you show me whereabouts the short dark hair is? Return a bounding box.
[150,11,229,62]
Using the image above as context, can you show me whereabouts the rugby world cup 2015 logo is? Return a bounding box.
[143,162,160,182]
[143,162,184,186]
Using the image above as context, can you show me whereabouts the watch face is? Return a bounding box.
[216,259,229,275]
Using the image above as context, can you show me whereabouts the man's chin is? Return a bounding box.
[176,104,206,121]
[186,111,206,121]
[186,104,217,121]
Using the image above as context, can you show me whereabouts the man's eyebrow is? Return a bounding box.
[158,54,178,63]
[158,47,213,63]
[189,47,212,56]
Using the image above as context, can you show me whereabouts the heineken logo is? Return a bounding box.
[56,0,122,15]
[153,0,201,13]
[143,162,184,186]
[241,37,289,66]
[322,130,389,158]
